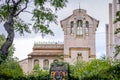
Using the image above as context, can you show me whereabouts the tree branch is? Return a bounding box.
[14,0,28,16]
[23,10,33,14]
[15,0,22,5]
[12,0,16,4]
[5,0,10,12]
[12,0,21,9]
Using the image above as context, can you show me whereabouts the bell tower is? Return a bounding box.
[60,9,99,64]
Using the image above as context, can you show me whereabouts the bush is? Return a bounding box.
[0,62,49,80]
[1,59,120,80]
[0,59,23,80]
[70,59,120,80]
[26,64,49,80]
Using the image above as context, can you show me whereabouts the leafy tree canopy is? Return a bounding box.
[0,0,68,61]
[0,0,67,35]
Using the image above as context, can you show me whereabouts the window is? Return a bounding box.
[85,21,89,35]
[34,59,39,66]
[33,59,40,70]
[53,59,58,63]
[77,20,83,36]
[77,53,83,61]
[43,59,49,70]
[70,21,74,34]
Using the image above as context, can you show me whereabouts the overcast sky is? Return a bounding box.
[0,0,112,60]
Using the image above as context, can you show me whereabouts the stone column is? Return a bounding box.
[28,56,32,73]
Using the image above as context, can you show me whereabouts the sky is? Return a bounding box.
[0,0,112,60]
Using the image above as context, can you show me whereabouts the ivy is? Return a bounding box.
[114,45,120,57]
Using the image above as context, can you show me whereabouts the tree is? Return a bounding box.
[0,34,23,79]
[0,34,15,63]
[0,0,68,61]
[114,10,120,57]
[113,0,120,57]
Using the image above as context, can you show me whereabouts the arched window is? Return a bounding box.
[77,53,83,61]
[85,21,89,35]
[77,20,83,36]
[43,59,49,70]
[70,21,74,34]
[53,59,59,63]
[34,59,39,66]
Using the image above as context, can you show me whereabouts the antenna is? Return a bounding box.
[79,2,80,13]
[79,2,80,9]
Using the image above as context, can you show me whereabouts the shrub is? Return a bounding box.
[70,59,120,80]
[0,59,23,79]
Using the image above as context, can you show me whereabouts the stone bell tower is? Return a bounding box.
[60,9,99,64]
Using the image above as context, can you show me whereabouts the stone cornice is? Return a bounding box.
[33,42,64,50]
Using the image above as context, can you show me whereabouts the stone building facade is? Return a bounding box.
[106,0,120,59]
[19,9,99,74]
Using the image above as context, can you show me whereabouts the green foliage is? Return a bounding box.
[114,45,120,57]
[34,0,46,6]
[14,17,31,35]
[0,0,68,61]
[69,61,86,79]
[33,22,54,36]
[51,0,68,9]
[31,64,43,77]
[0,34,5,46]
[114,12,120,34]
[0,58,23,79]
[27,64,49,80]
[78,60,111,79]
[0,35,5,62]
[0,58,120,80]
[70,59,120,80]
[0,34,23,79]
[0,34,15,62]
[114,28,120,34]
[34,0,67,9]
[108,60,120,80]
[32,5,58,36]
[0,62,49,80]
[0,5,12,20]
[114,9,120,57]
[32,0,67,36]
[0,0,68,35]
[114,11,120,23]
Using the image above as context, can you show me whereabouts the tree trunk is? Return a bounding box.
[0,16,14,60]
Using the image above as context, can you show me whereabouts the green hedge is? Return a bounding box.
[70,59,120,80]
[0,75,49,80]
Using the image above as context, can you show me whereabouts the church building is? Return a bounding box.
[19,9,99,73]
